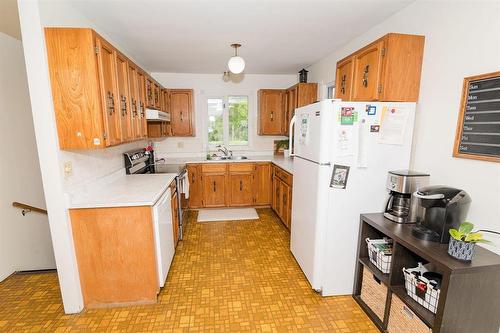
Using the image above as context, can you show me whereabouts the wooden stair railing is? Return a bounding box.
[12,202,48,216]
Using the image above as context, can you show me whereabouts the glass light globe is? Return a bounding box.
[228,56,245,74]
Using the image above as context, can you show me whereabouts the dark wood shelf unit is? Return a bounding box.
[358,257,390,286]
[354,213,500,333]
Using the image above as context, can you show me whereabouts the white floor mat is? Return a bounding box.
[197,208,259,222]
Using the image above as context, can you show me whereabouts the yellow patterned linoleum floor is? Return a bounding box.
[0,208,377,332]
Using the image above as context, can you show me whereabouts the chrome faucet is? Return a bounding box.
[216,145,232,158]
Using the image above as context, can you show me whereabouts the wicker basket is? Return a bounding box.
[388,293,431,333]
[360,266,387,321]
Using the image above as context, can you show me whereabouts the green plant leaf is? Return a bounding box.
[459,222,474,234]
[465,232,483,242]
[474,239,495,245]
[449,229,462,241]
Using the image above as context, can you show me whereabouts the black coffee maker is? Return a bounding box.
[411,186,471,243]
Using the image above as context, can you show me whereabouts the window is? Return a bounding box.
[207,96,248,147]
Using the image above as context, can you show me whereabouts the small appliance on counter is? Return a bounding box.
[383,170,430,223]
[411,186,471,243]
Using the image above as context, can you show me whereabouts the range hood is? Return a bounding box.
[146,109,170,122]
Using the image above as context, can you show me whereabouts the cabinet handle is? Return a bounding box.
[270,111,274,121]
[120,96,127,116]
[340,74,347,94]
[132,99,138,117]
[362,65,370,88]
[240,180,243,191]
[106,91,115,115]
[180,111,184,121]
[213,181,216,192]
[139,101,145,117]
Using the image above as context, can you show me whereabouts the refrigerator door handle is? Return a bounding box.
[289,115,296,156]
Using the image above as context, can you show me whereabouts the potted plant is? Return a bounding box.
[274,140,290,156]
[448,222,495,261]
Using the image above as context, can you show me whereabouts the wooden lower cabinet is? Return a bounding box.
[202,174,227,207]
[69,206,159,308]
[229,173,254,206]
[271,165,293,229]
[170,181,180,247]
[187,162,273,208]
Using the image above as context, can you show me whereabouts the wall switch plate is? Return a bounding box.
[177,141,184,149]
[63,161,73,178]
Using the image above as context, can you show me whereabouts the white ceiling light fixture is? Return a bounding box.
[227,43,245,74]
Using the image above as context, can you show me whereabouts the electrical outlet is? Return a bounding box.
[63,161,73,178]
[177,141,184,149]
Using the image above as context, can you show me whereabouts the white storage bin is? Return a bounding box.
[366,237,393,274]
[403,263,441,314]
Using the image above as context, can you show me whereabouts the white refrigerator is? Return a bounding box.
[289,99,416,296]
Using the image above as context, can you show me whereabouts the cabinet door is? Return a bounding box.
[137,71,147,138]
[115,52,134,141]
[335,57,354,101]
[162,89,170,112]
[145,77,155,108]
[259,90,285,135]
[95,36,121,146]
[202,174,226,207]
[272,176,282,218]
[352,41,384,101]
[281,182,292,229]
[127,64,141,139]
[171,190,179,247]
[229,173,253,206]
[254,163,271,205]
[187,164,203,208]
[285,87,297,135]
[170,89,194,136]
[147,122,163,138]
[154,83,161,109]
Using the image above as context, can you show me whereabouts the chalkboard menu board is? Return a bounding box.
[453,71,500,162]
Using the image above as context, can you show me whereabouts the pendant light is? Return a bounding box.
[227,43,245,74]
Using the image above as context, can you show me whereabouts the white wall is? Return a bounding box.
[151,73,296,158]
[307,1,500,250]
[17,0,151,313]
[0,32,56,282]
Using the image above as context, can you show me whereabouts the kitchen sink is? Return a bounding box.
[207,156,248,161]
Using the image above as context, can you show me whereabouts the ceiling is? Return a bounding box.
[55,0,413,74]
[0,0,22,40]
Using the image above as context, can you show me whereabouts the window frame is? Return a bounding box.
[206,95,250,150]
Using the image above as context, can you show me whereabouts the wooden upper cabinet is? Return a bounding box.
[95,35,122,147]
[162,89,171,113]
[254,163,272,205]
[187,164,203,208]
[335,57,354,101]
[285,83,317,134]
[127,63,142,139]
[153,82,161,109]
[137,71,148,138]
[45,28,118,149]
[352,41,384,101]
[170,89,194,136]
[337,33,425,102]
[145,77,155,108]
[258,89,285,135]
[115,52,134,142]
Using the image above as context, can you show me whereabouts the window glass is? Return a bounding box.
[228,96,248,146]
[207,98,224,146]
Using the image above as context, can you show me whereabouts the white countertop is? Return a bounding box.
[69,174,177,209]
[162,155,294,174]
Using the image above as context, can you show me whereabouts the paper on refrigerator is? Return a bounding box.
[378,106,410,145]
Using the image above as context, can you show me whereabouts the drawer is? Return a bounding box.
[274,166,292,186]
[228,163,254,173]
[388,294,431,333]
[360,266,387,321]
[201,163,227,173]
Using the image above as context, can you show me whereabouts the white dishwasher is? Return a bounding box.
[152,188,175,288]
